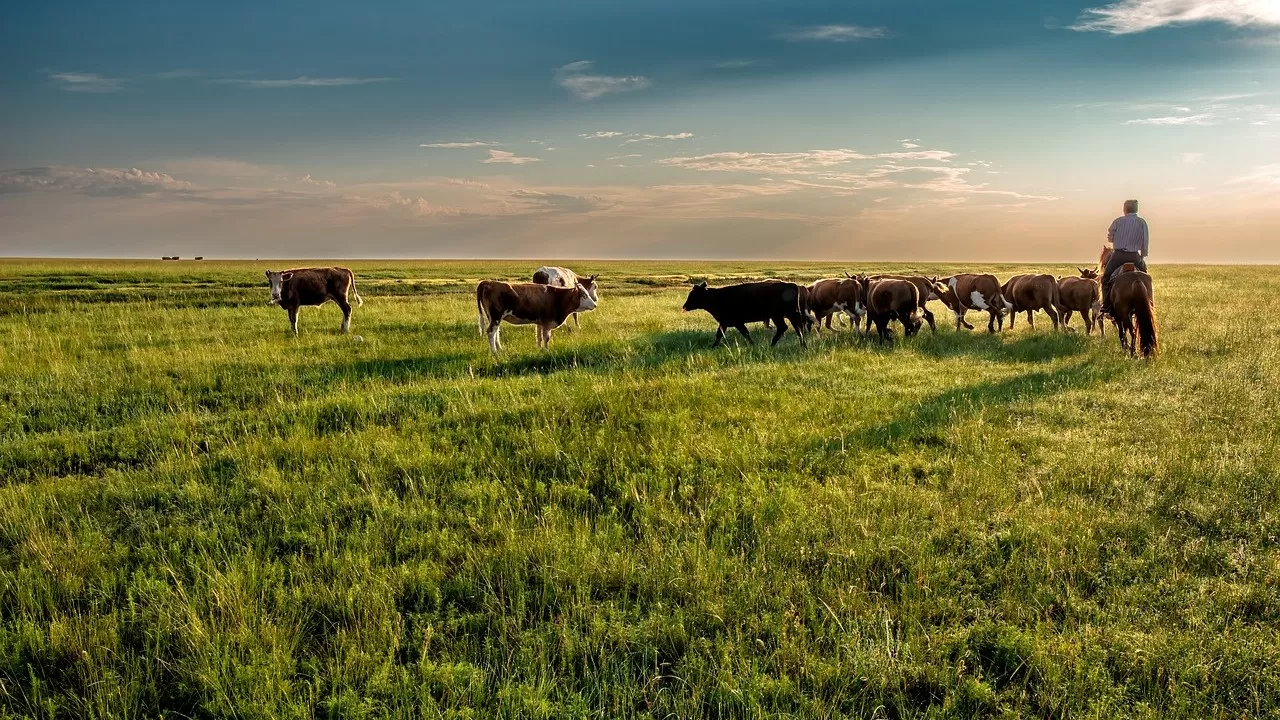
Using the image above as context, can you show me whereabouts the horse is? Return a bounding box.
[1109,265,1158,358]
[1098,245,1113,274]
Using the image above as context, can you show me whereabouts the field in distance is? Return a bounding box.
[1,259,1278,719]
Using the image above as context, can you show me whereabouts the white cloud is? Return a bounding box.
[778,24,891,42]
[606,154,643,160]
[1181,152,1206,164]
[1229,164,1280,186]
[659,149,954,174]
[215,76,394,88]
[0,167,193,196]
[481,149,542,165]
[555,61,651,100]
[1071,0,1280,34]
[623,132,695,144]
[580,131,626,139]
[48,72,125,93]
[509,189,602,213]
[298,174,337,188]
[1125,113,1216,125]
[419,141,499,148]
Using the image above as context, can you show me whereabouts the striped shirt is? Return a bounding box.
[1107,213,1149,256]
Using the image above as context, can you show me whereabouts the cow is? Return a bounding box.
[932,274,1011,333]
[264,267,363,335]
[1002,274,1061,331]
[861,277,922,341]
[681,280,809,348]
[863,274,942,333]
[476,280,597,353]
[1057,268,1103,335]
[532,266,599,328]
[805,277,865,332]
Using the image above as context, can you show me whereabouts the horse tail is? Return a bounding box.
[1134,286,1158,358]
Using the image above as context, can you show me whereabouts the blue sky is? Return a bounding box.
[2,0,1278,260]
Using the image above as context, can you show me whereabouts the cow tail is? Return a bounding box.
[348,270,364,306]
[1135,287,1158,358]
[476,286,488,336]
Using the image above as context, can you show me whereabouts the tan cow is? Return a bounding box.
[1057,267,1104,335]
[264,267,363,335]
[862,277,922,341]
[933,274,1011,333]
[864,274,941,333]
[805,277,865,332]
[532,266,599,327]
[1002,274,1061,331]
[476,280,597,353]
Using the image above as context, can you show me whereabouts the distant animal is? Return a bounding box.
[1109,267,1158,358]
[862,277,922,341]
[477,280,597,353]
[1002,274,1061,331]
[805,277,865,332]
[932,274,1011,332]
[264,267,363,335]
[194,256,204,261]
[1056,267,1103,335]
[682,280,809,348]
[863,274,942,333]
[532,266,599,327]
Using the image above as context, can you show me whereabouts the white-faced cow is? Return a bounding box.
[861,277,923,341]
[264,267,363,335]
[863,274,942,334]
[476,280,597,353]
[682,281,809,348]
[1002,274,1061,331]
[933,274,1011,333]
[805,277,865,332]
[532,266,599,327]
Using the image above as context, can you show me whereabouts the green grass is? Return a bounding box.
[1,259,1278,719]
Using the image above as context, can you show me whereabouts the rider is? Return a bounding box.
[1100,199,1149,318]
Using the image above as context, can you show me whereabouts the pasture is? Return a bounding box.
[1,259,1278,719]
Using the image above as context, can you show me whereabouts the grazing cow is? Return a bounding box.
[532,266,599,327]
[863,274,941,333]
[682,281,809,348]
[477,280,597,353]
[805,277,865,332]
[1057,268,1103,335]
[862,277,922,341]
[1109,267,1158,358]
[933,274,1011,333]
[264,267,363,335]
[1002,274,1061,331]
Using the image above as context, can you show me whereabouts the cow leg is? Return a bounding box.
[875,315,891,342]
[987,310,998,334]
[1008,309,1016,329]
[735,324,753,344]
[1045,305,1059,331]
[288,307,299,336]
[712,326,726,348]
[954,310,965,332]
[770,318,788,346]
[824,313,834,332]
[1061,309,1073,330]
[1025,310,1035,329]
[487,325,501,354]
[923,308,937,333]
[790,314,807,346]
[543,324,554,349]
[897,309,915,337]
[335,297,353,333]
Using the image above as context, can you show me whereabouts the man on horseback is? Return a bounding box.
[1100,199,1149,318]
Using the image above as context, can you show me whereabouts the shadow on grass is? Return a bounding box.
[911,328,1094,364]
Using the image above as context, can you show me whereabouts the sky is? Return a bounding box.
[1,0,1278,261]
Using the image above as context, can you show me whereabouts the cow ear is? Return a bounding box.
[281,272,293,282]
[587,274,598,283]
[265,270,272,279]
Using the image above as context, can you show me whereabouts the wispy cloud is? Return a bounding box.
[778,24,892,42]
[48,72,125,93]
[215,76,394,88]
[899,138,921,149]
[606,154,643,160]
[298,174,336,188]
[715,59,761,69]
[1071,0,1280,34]
[509,189,602,213]
[660,149,954,174]
[555,61,651,100]
[580,131,626,139]
[1229,163,1280,186]
[0,167,193,196]
[623,132,695,144]
[1125,113,1216,125]
[481,149,542,165]
[1181,152,1205,164]
[419,141,499,148]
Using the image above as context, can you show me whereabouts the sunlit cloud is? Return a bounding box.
[0,167,193,196]
[1071,0,1280,34]
[481,149,542,165]
[778,24,891,42]
[48,72,125,93]
[623,132,695,144]
[660,149,954,174]
[420,141,500,148]
[1125,113,1216,125]
[555,61,651,100]
[214,76,394,88]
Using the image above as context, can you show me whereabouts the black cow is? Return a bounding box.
[681,281,809,348]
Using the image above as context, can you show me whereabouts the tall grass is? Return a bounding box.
[1,260,1277,718]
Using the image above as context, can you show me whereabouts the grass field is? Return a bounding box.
[1,259,1278,719]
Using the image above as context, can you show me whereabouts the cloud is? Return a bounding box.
[158,157,276,178]
[214,76,394,88]
[555,61,651,100]
[606,154,643,160]
[481,149,542,165]
[509,189,601,213]
[1071,0,1280,34]
[0,167,193,196]
[48,72,125,93]
[900,139,921,149]
[623,132,695,144]
[1181,152,1205,164]
[715,59,761,69]
[419,141,499,148]
[659,149,954,174]
[778,24,892,42]
[580,131,626,139]
[1125,113,1216,125]
[298,174,337,188]
[1229,164,1280,186]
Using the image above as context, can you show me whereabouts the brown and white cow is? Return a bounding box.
[1002,273,1061,331]
[861,277,922,341]
[532,266,599,328]
[805,277,865,332]
[864,274,942,333]
[1057,267,1103,335]
[933,274,1011,333]
[264,267,363,335]
[476,280,597,353]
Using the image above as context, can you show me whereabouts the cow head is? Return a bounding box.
[932,278,957,309]
[264,270,294,304]
[1078,266,1099,280]
[682,281,709,312]
[582,274,600,303]
[574,282,598,312]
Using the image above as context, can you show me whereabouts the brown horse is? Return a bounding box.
[1109,265,1158,358]
[1098,245,1113,274]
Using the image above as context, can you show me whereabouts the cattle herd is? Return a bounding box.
[263,257,1158,359]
